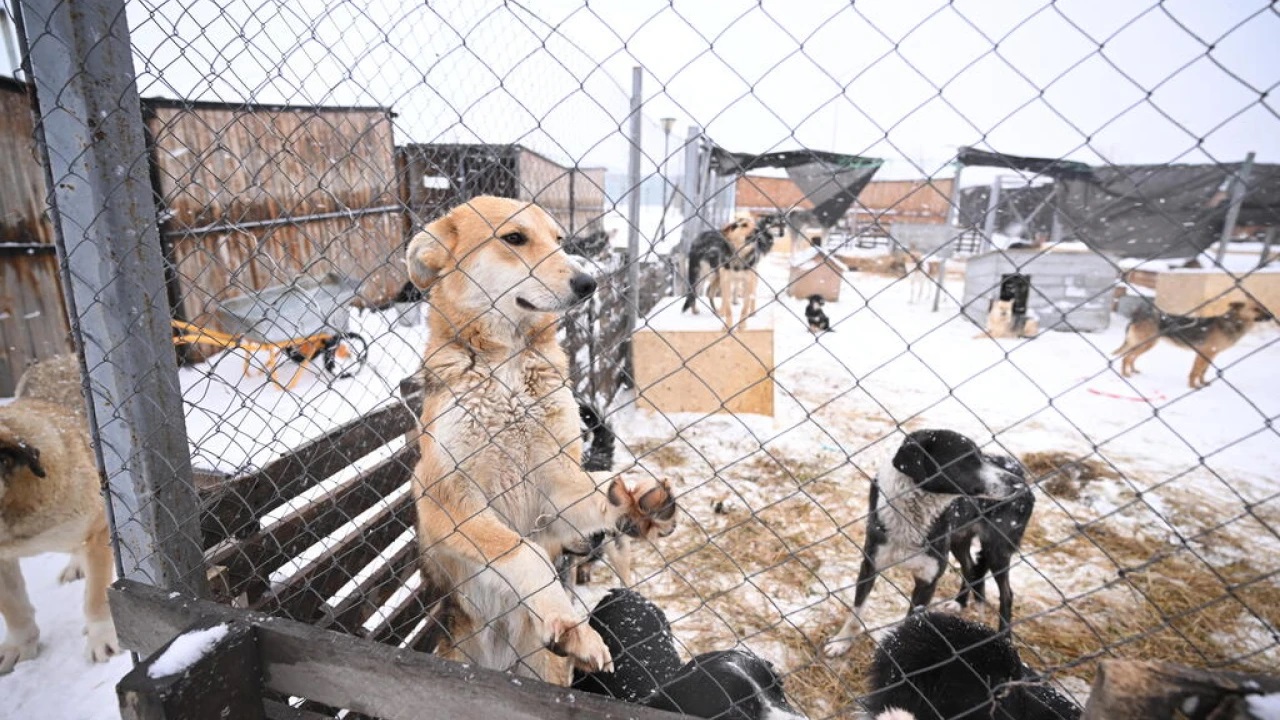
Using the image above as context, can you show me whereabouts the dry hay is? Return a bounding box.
[613,431,1279,718]
[1016,521,1280,684]
[1021,450,1119,500]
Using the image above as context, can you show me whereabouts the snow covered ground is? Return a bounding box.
[4,250,1278,718]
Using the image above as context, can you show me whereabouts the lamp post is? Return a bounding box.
[655,116,677,250]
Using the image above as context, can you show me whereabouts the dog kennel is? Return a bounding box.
[961,245,1119,332]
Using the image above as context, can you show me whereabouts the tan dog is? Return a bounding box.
[1113,300,1269,388]
[406,196,677,684]
[1,355,118,674]
[906,251,942,304]
[718,216,762,329]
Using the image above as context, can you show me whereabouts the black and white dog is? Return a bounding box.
[865,611,1080,720]
[682,214,783,327]
[825,429,1035,657]
[805,294,832,333]
[575,590,807,720]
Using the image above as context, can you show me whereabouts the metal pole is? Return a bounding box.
[0,4,21,78]
[1215,151,1255,268]
[678,125,703,259]
[1259,226,1276,269]
[625,66,643,381]
[16,0,207,596]
[654,117,675,251]
[933,163,964,313]
[982,176,1003,251]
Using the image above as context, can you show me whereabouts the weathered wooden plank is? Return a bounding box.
[364,580,440,649]
[118,619,265,720]
[258,493,416,625]
[208,443,418,605]
[201,398,418,547]
[111,579,683,720]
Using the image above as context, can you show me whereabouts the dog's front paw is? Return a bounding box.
[0,633,39,674]
[84,620,120,663]
[823,633,856,658]
[607,477,677,540]
[545,614,612,674]
[59,556,85,584]
[934,600,964,615]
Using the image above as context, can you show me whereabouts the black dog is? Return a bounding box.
[825,429,1035,657]
[648,650,807,720]
[571,588,682,703]
[865,612,1080,720]
[805,294,833,333]
[575,590,807,720]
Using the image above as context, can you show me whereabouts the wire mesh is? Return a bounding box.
[4,1,1279,718]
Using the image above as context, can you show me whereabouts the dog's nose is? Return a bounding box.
[570,273,597,299]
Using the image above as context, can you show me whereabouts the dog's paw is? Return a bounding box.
[84,620,120,663]
[934,600,964,615]
[607,477,677,540]
[59,557,86,584]
[823,633,856,658]
[0,635,39,674]
[545,614,613,674]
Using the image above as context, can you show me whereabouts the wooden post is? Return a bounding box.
[15,0,207,596]
[1083,660,1280,720]
[118,620,265,720]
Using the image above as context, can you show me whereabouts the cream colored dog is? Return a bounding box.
[406,196,677,684]
[1,355,118,674]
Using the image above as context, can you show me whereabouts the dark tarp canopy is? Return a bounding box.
[957,148,1280,259]
[709,147,883,227]
[956,184,1057,237]
[956,147,1093,180]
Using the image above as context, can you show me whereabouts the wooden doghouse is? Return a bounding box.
[787,247,845,302]
[1154,267,1280,317]
[633,298,774,416]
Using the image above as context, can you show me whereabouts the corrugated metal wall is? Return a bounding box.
[0,77,70,394]
[146,100,406,336]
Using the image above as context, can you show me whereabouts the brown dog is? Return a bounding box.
[406,196,677,684]
[1113,300,1269,388]
[1,355,118,674]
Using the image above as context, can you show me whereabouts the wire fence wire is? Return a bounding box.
[5,0,1280,718]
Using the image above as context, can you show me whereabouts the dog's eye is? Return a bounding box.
[500,232,527,246]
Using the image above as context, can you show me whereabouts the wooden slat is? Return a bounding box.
[364,580,439,648]
[201,398,418,547]
[323,537,420,636]
[111,579,684,720]
[208,443,418,604]
[257,493,416,625]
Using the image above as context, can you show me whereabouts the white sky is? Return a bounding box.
[4,0,1278,180]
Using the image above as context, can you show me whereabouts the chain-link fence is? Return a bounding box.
[3,1,1279,718]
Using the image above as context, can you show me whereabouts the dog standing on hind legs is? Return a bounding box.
[406,196,678,685]
[1113,300,1269,389]
[1,355,119,674]
[824,429,1034,658]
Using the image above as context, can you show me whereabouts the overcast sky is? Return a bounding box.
[4,0,1277,181]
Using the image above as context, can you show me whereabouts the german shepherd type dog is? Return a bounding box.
[682,215,780,329]
[1113,300,1269,389]
[1,355,118,674]
[825,429,1034,657]
[405,196,677,684]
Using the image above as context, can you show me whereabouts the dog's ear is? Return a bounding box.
[0,437,47,479]
[892,437,934,482]
[405,214,458,291]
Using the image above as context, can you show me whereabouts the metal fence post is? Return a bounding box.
[625,66,642,380]
[16,0,207,597]
[1214,151,1255,268]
